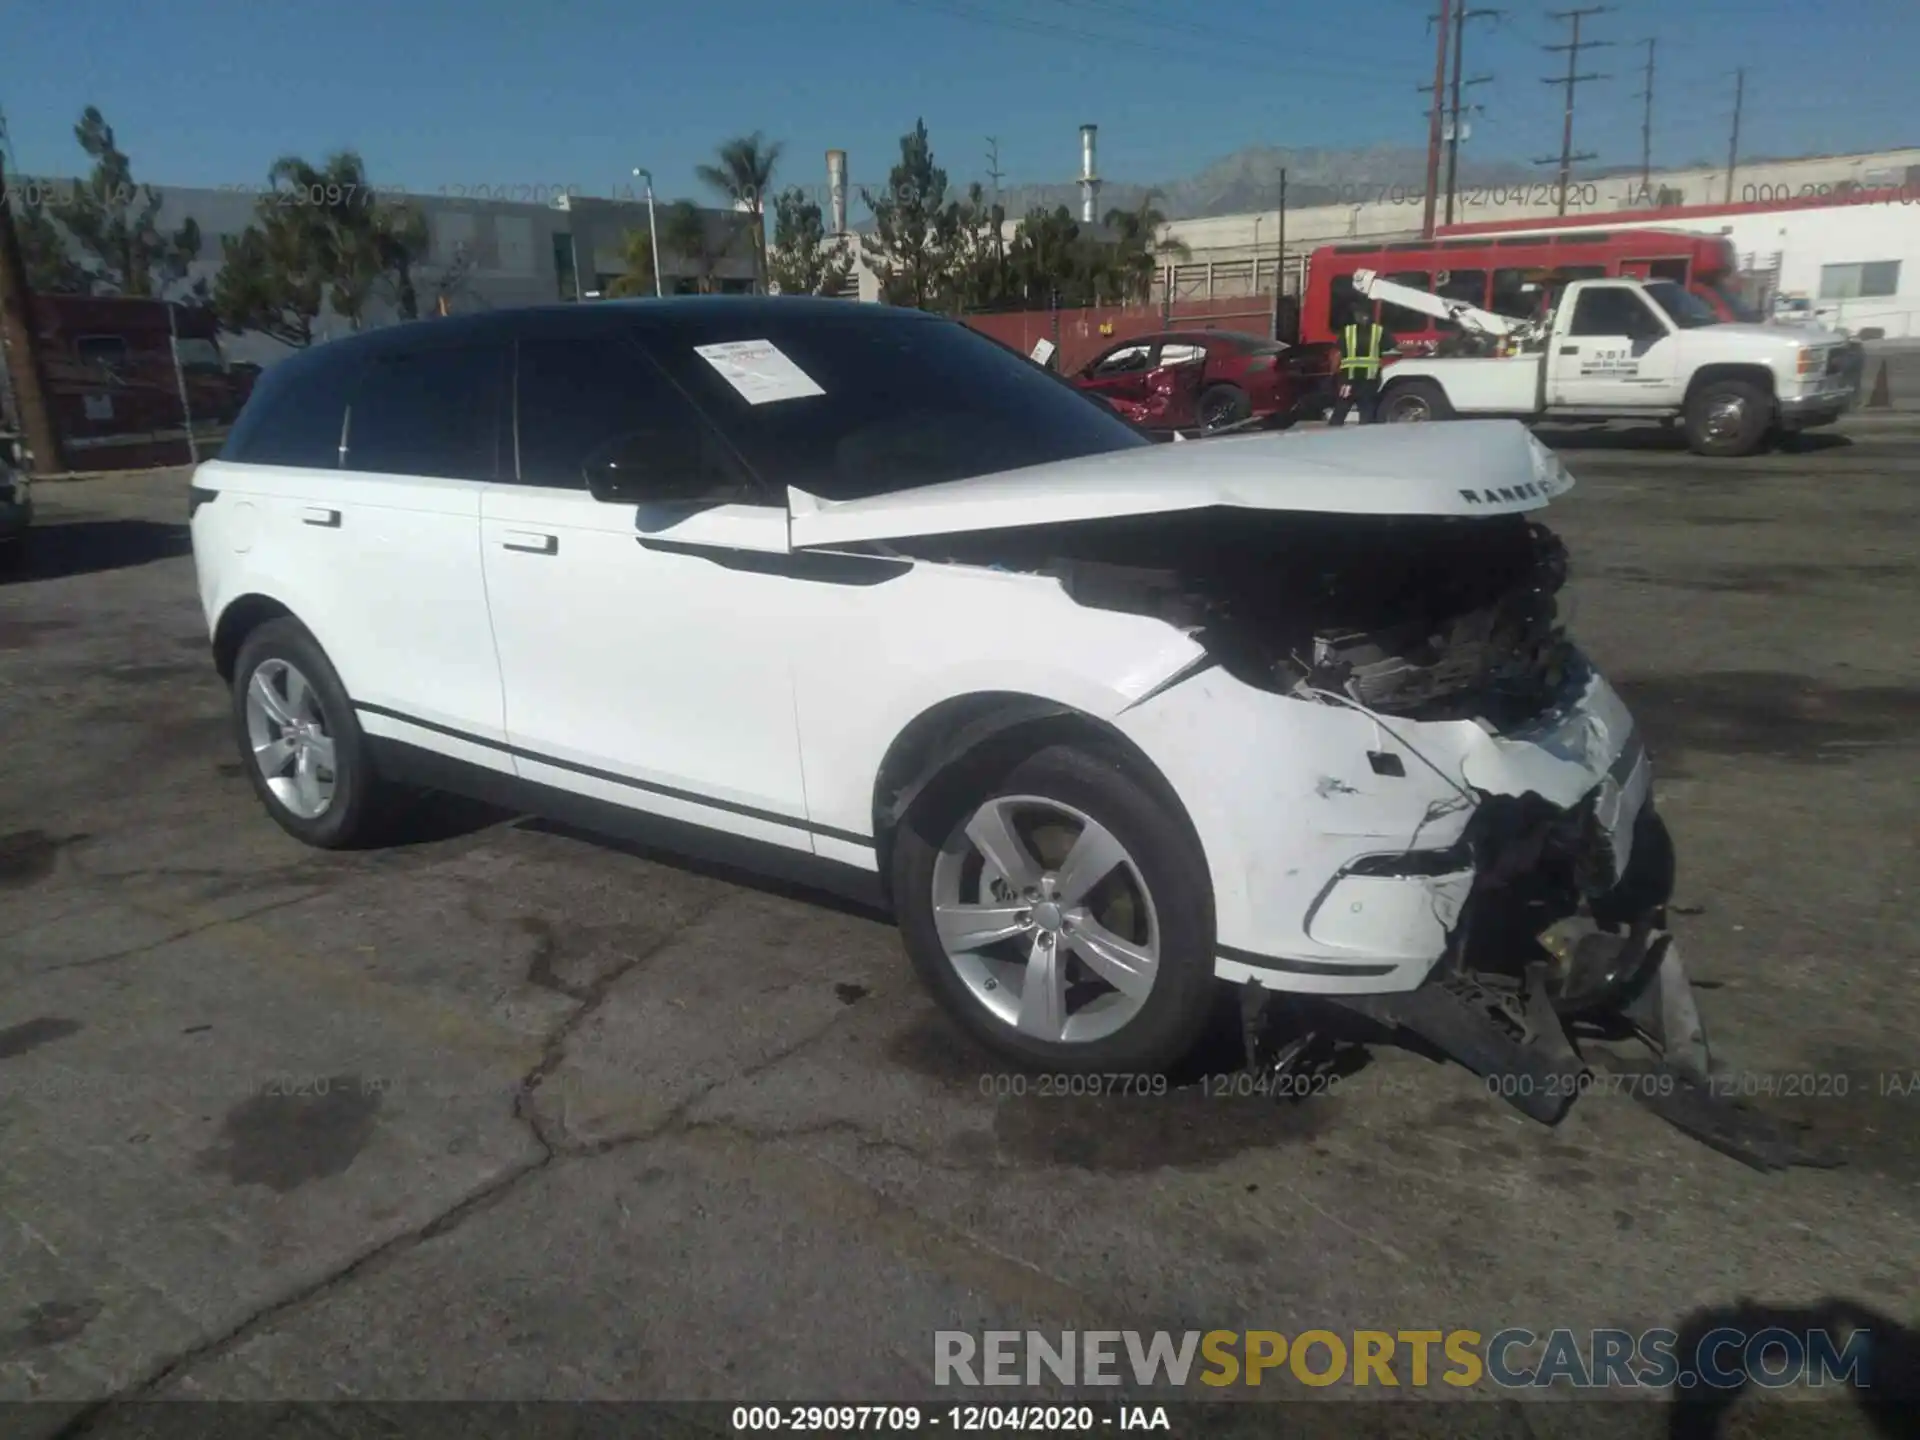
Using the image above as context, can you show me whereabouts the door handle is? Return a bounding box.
[1558,346,1579,355]
[301,507,341,528]
[501,530,559,555]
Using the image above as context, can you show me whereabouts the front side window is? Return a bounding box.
[640,313,1148,503]
[342,345,505,480]
[1092,343,1152,376]
[1569,287,1668,338]
[514,331,752,501]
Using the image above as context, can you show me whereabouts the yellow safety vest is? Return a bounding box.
[1340,323,1384,379]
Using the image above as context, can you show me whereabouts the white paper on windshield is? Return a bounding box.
[694,339,825,405]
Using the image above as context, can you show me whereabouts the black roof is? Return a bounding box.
[307,295,938,363]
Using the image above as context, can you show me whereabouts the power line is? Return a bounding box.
[1534,6,1613,216]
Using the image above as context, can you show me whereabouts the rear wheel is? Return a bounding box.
[231,618,396,849]
[892,741,1221,1074]
[1684,378,1771,457]
[1380,379,1453,423]
[1199,383,1252,432]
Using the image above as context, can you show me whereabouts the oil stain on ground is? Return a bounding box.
[0,830,87,888]
[0,1298,103,1357]
[196,1076,382,1192]
[1611,671,1920,768]
[0,1017,83,1059]
[0,618,76,652]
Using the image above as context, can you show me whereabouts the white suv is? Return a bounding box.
[189,298,1678,1088]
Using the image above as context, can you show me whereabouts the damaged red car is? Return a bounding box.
[1071,330,1310,434]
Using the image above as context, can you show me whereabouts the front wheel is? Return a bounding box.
[1379,379,1454,423]
[892,741,1221,1074]
[1684,378,1771,457]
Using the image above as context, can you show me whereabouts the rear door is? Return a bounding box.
[1548,284,1681,409]
[330,341,514,772]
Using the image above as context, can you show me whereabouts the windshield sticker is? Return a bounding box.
[694,339,825,405]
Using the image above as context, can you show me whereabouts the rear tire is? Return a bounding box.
[1684,378,1771,457]
[892,740,1221,1075]
[230,618,395,849]
[1379,378,1454,423]
[1199,383,1252,432]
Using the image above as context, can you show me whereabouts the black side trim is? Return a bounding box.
[366,736,886,911]
[1216,943,1399,978]
[637,536,911,586]
[353,701,874,848]
[188,484,220,519]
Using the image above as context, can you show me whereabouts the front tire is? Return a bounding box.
[892,740,1221,1074]
[231,618,394,849]
[1684,378,1771,457]
[1379,378,1453,423]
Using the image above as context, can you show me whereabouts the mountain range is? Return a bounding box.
[985,142,1721,220]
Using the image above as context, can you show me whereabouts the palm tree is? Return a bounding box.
[696,132,783,290]
[1104,192,1190,305]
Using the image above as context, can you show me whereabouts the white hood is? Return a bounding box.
[788,419,1572,549]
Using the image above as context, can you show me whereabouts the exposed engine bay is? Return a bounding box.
[895,509,1573,728]
[894,509,1830,1171]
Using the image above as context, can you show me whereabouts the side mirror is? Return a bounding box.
[582,427,750,506]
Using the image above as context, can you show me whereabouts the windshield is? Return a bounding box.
[1643,280,1724,329]
[643,311,1151,502]
[1707,282,1764,324]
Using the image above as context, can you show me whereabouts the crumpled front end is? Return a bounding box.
[1114,651,1656,996]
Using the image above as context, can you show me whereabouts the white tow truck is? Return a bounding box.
[1357,269,1859,456]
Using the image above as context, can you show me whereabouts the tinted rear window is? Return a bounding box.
[638,312,1148,501]
[343,344,506,479]
[221,348,356,469]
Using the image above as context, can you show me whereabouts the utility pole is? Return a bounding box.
[1534,7,1612,216]
[1724,68,1744,204]
[1420,7,1499,225]
[0,143,62,476]
[1636,38,1656,199]
[985,136,1006,269]
[1421,0,1453,237]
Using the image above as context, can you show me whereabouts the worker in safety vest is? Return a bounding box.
[1330,301,1395,426]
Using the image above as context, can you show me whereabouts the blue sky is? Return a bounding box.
[3,0,1914,212]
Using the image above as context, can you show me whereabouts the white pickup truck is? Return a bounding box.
[1360,271,1859,457]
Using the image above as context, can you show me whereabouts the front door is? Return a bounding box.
[1548,284,1681,409]
[1077,340,1157,412]
[478,329,815,853]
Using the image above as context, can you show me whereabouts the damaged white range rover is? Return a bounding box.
[190,298,1714,1132]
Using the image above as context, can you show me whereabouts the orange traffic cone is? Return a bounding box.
[1865,360,1892,409]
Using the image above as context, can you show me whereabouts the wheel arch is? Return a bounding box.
[868,691,1208,910]
[1684,363,1776,409]
[212,593,298,682]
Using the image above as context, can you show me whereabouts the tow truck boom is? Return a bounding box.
[1351,268,1534,343]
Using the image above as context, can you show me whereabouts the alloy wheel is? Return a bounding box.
[930,795,1160,1044]
[243,657,337,819]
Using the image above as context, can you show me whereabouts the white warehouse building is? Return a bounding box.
[1156,147,1920,338]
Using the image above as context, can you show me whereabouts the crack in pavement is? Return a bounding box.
[37,893,326,973]
[46,888,742,1434]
